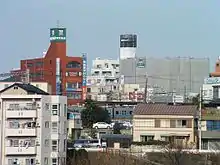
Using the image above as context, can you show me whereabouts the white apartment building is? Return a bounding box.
[91,57,119,78]
[0,83,67,165]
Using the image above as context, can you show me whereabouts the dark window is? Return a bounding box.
[27,63,33,67]
[217,63,219,67]
[129,111,132,115]
[115,111,119,115]
[35,61,43,67]
[87,88,91,93]
[66,61,81,68]
[66,92,81,99]
[50,60,52,64]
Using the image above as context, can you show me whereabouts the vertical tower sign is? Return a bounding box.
[50,28,66,42]
[82,54,87,100]
[56,58,61,95]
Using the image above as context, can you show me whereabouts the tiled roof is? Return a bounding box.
[0,83,49,95]
[133,103,197,116]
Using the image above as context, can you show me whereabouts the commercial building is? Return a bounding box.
[201,108,220,150]
[12,27,87,105]
[132,104,197,147]
[0,83,67,165]
[119,34,137,60]
[120,56,210,98]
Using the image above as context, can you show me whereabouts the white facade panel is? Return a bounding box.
[119,47,136,60]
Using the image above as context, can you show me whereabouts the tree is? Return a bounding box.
[113,122,121,134]
[192,94,204,109]
[81,99,111,128]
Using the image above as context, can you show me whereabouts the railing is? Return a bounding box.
[8,106,37,111]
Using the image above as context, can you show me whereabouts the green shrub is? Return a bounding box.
[131,140,169,146]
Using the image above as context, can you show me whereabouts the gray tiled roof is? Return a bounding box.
[0,83,49,95]
[133,103,197,116]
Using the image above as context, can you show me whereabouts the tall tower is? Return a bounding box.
[119,34,137,60]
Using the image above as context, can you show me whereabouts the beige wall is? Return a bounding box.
[133,115,195,143]
[1,87,27,95]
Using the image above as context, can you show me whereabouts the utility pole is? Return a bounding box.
[144,73,148,103]
[199,87,202,151]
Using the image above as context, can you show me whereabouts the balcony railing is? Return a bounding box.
[5,146,36,155]
[6,128,36,137]
[6,110,37,118]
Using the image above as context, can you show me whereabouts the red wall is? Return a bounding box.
[20,42,83,105]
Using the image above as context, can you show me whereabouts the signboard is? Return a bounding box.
[82,54,87,100]
[66,72,81,77]
[50,28,66,42]
[56,58,61,95]
[136,58,146,68]
[204,77,220,85]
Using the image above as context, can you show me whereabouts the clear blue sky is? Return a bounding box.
[1,0,220,72]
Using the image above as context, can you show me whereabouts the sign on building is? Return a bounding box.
[204,77,220,84]
[82,54,87,100]
[136,58,146,68]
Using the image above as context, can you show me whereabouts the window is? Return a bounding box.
[52,158,57,165]
[9,139,19,147]
[64,121,67,133]
[160,119,170,128]
[52,104,59,115]
[25,158,35,165]
[66,61,81,68]
[176,120,187,128]
[207,120,220,131]
[52,140,58,151]
[44,157,49,165]
[161,136,170,142]
[145,119,155,127]
[122,110,126,115]
[140,135,154,142]
[14,86,18,89]
[9,121,19,128]
[52,104,58,109]
[45,103,50,110]
[115,111,119,115]
[66,92,82,99]
[52,122,58,133]
[27,63,33,67]
[36,61,43,67]
[45,139,49,147]
[64,139,67,151]
[45,121,49,128]
[64,104,67,116]
[87,88,91,93]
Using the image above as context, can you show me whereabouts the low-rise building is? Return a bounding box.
[133,104,197,147]
[0,81,52,94]
[0,83,67,165]
[201,108,220,150]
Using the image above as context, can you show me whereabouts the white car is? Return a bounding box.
[93,122,112,129]
[122,121,132,128]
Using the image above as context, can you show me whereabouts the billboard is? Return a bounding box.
[136,57,146,68]
[204,77,220,85]
[82,54,87,100]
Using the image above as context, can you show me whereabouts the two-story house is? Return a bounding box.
[133,104,197,146]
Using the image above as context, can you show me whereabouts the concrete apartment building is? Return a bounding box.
[133,104,197,147]
[67,111,82,140]
[0,83,67,165]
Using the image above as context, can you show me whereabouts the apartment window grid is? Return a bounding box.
[44,157,49,165]
[52,122,58,133]
[160,119,170,128]
[134,119,154,127]
[140,135,154,142]
[52,104,60,116]
[52,140,58,152]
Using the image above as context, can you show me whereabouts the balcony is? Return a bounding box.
[6,128,36,137]
[6,110,37,118]
[5,146,36,155]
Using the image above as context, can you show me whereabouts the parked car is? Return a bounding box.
[122,121,133,129]
[93,122,112,129]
